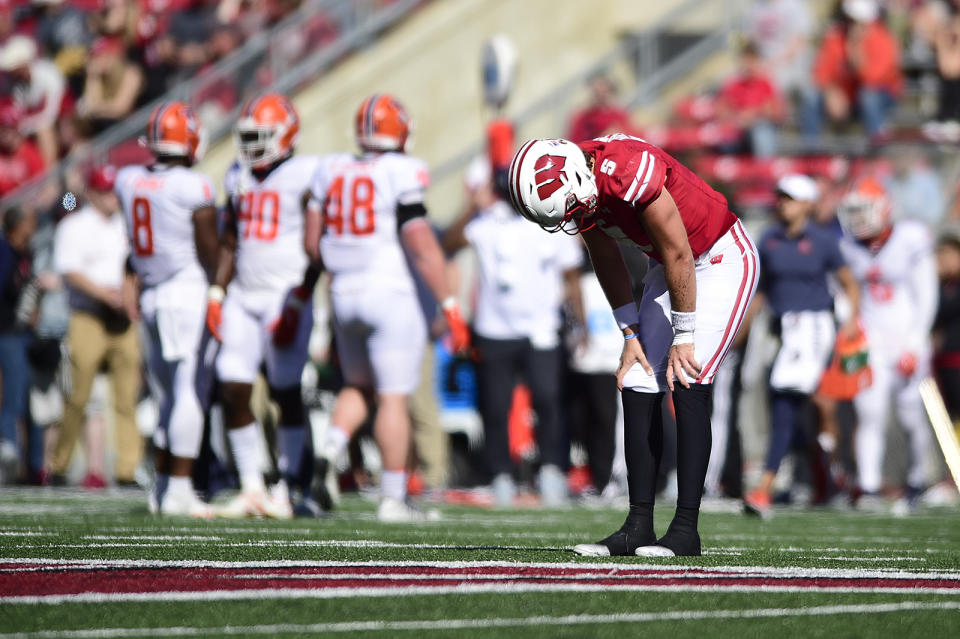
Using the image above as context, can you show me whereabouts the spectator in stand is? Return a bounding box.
[168,1,216,75]
[443,157,584,507]
[805,0,904,139]
[884,144,945,227]
[0,207,37,484]
[934,225,960,423]
[743,0,815,95]
[51,167,141,488]
[566,73,634,143]
[76,36,143,135]
[0,34,65,164]
[715,41,785,157]
[928,0,960,140]
[33,0,91,98]
[0,97,44,198]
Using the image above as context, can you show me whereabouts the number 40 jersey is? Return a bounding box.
[116,164,216,288]
[224,156,322,294]
[310,151,430,295]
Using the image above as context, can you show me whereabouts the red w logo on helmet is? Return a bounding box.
[534,154,566,199]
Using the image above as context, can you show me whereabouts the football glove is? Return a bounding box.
[441,297,471,355]
[206,285,225,342]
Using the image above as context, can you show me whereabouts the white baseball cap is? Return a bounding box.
[0,35,37,72]
[843,0,879,23]
[776,174,819,203]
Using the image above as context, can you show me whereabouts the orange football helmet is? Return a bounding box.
[143,101,205,163]
[235,93,299,169]
[355,93,411,152]
[838,177,892,240]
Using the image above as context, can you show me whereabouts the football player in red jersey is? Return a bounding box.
[508,135,759,556]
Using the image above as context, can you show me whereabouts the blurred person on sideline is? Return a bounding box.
[443,155,584,507]
[76,36,144,135]
[306,94,470,522]
[207,94,320,519]
[715,41,786,157]
[33,0,92,98]
[0,97,45,197]
[837,178,939,510]
[0,207,38,483]
[51,166,141,488]
[925,0,960,140]
[115,103,219,518]
[743,175,861,516]
[883,144,945,227]
[743,0,815,95]
[566,74,634,144]
[934,225,960,424]
[0,34,65,164]
[804,0,903,139]
[508,134,759,557]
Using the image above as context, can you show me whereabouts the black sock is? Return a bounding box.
[620,389,664,506]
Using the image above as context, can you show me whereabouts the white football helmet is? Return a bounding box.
[507,138,598,233]
[837,177,891,240]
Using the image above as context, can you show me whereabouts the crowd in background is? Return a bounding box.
[1,0,959,512]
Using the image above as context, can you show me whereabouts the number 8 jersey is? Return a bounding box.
[224,155,321,293]
[116,164,216,288]
[311,151,430,295]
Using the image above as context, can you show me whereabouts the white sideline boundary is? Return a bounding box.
[2,601,960,637]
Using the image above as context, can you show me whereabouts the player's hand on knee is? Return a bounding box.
[206,285,225,342]
[666,343,701,391]
[616,333,653,390]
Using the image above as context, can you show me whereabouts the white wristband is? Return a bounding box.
[208,285,225,303]
[671,310,695,333]
[612,303,637,330]
[441,296,458,311]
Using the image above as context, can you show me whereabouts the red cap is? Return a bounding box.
[0,97,22,129]
[87,165,117,192]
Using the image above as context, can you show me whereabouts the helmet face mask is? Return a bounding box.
[508,138,598,234]
[234,94,299,170]
[838,179,891,241]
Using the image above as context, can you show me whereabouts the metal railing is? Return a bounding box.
[1,0,424,213]
[431,0,744,184]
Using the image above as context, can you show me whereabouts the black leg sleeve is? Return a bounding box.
[620,388,664,509]
[670,383,714,533]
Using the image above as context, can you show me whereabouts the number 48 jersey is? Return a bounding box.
[115,164,216,288]
[225,155,321,293]
[311,151,429,294]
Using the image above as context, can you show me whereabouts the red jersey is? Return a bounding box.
[578,134,736,261]
[0,141,45,197]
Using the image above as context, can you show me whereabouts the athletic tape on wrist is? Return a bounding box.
[207,285,225,303]
[672,331,695,346]
[613,303,637,330]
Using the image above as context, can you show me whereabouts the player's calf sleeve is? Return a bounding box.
[672,384,713,515]
[620,389,665,510]
[227,422,266,493]
[276,425,307,480]
[272,385,306,426]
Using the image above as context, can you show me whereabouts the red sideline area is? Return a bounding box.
[4,562,960,598]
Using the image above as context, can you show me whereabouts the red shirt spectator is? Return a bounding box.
[814,12,904,100]
[0,98,45,197]
[567,74,634,143]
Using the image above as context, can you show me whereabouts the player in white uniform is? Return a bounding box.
[206,93,321,518]
[115,101,219,517]
[837,178,939,507]
[305,94,470,522]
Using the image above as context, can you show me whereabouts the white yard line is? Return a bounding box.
[5,583,960,606]
[2,600,960,637]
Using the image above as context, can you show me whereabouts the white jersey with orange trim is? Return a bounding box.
[115,164,215,288]
[224,155,319,293]
[840,220,938,362]
[311,151,429,295]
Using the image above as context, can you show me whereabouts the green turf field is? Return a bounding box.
[2,487,959,638]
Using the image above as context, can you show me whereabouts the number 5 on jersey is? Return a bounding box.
[324,175,376,236]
